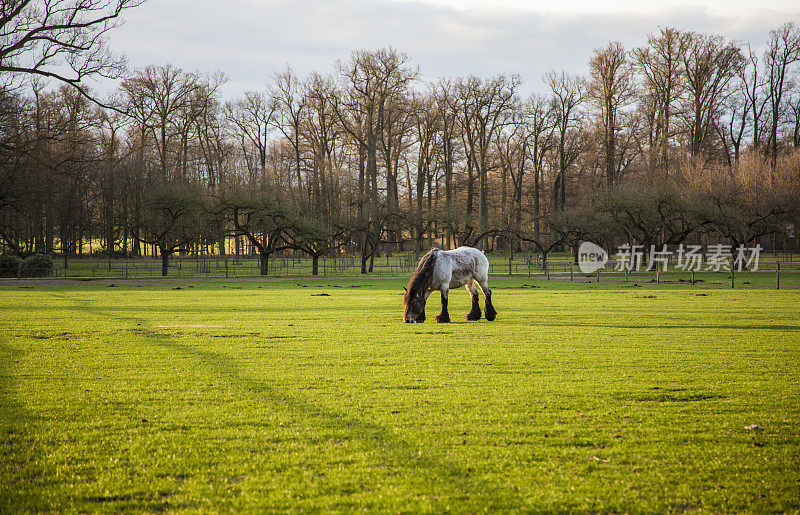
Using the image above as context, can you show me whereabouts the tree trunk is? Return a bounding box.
[479,160,487,239]
[533,165,540,241]
[466,155,474,219]
[361,235,369,274]
[133,226,141,257]
[161,249,169,277]
[260,252,269,276]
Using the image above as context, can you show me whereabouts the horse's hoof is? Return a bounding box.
[466,311,482,321]
[485,309,497,321]
[435,315,450,323]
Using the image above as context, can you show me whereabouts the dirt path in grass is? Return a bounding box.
[0,276,307,287]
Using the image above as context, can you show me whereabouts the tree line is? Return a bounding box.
[2,14,799,275]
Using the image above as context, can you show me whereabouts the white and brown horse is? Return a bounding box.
[403,247,497,323]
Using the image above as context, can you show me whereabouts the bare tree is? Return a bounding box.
[789,91,800,148]
[120,65,201,181]
[495,105,530,245]
[716,87,749,164]
[96,107,129,255]
[175,72,225,184]
[382,94,414,253]
[333,47,416,271]
[681,31,743,159]
[135,182,206,276]
[192,73,229,189]
[410,91,439,253]
[764,22,800,170]
[225,90,277,183]
[34,85,98,266]
[0,88,31,251]
[738,44,768,150]
[596,182,704,255]
[271,67,307,202]
[283,209,345,276]
[691,155,797,249]
[633,27,685,171]
[431,79,459,247]
[588,41,635,186]
[545,70,584,211]
[0,0,145,106]
[523,94,554,241]
[457,74,521,241]
[303,72,347,226]
[217,185,291,276]
[4,30,800,264]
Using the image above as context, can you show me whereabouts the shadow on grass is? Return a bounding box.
[150,336,524,509]
[526,322,800,332]
[0,346,51,512]
[44,294,525,508]
[615,388,726,403]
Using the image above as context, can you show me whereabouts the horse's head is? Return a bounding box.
[403,250,437,323]
[403,286,426,323]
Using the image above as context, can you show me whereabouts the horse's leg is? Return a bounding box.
[477,277,497,321]
[435,286,451,323]
[465,280,482,321]
[417,290,431,323]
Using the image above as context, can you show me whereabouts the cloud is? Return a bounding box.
[98,0,798,98]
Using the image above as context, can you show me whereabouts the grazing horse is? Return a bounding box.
[403,247,497,323]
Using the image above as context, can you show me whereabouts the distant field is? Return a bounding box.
[1,278,799,512]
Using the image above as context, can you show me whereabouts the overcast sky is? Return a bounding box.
[98,0,800,97]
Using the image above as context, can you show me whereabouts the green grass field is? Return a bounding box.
[1,278,799,512]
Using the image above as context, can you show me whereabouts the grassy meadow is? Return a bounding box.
[1,277,799,512]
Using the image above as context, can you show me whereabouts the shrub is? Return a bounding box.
[0,254,22,278]
[20,254,54,278]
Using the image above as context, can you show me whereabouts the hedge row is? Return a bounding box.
[0,254,54,278]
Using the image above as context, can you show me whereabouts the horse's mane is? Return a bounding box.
[404,249,438,304]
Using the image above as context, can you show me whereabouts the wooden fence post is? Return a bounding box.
[776,262,780,290]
